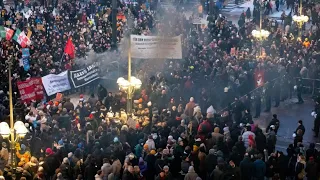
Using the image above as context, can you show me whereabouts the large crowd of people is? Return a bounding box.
[0,0,318,179]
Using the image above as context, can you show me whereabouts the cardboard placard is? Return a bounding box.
[56,93,63,102]
[37,24,44,31]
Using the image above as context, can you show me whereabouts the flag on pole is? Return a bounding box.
[0,26,14,40]
[13,29,31,48]
[64,37,75,59]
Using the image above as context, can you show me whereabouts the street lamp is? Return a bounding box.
[251,6,270,58]
[0,120,28,168]
[0,59,28,168]
[117,76,142,114]
[251,29,270,41]
[293,0,308,40]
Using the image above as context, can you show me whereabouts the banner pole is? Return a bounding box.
[59,54,65,68]
[127,36,132,115]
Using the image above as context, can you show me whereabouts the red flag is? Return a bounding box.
[64,38,75,59]
[255,70,265,88]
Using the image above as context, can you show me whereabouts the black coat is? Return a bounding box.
[240,157,254,180]
[205,154,218,174]
[43,154,61,177]
[306,161,318,180]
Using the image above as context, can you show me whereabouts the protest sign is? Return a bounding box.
[130,35,182,59]
[55,93,63,101]
[22,48,30,71]
[17,78,44,103]
[37,25,44,31]
[69,62,100,88]
[32,78,44,101]
[41,71,71,96]
[17,80,36,103]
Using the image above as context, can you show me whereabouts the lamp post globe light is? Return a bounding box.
[117,76,142,114]
[251,29,270,41]
[0,120,28,167]
[293,0,308,39]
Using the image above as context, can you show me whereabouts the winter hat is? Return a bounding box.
[188,166,195,172]
[143,144,149,150]
[113,137,119,143]
[21,144,26,151]
[150,150,156,155]
[78,142,83,149]
[163,166,169,170]
[58,139,64,146]
[63,157,69,164]
[45,148,53,155]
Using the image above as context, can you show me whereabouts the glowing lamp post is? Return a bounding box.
[117,76,142,114]
[293,14,308,40]
[293,0,308,40]
[251,29,270,41]
[0,121,28,168]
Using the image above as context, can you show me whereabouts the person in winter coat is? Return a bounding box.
[242,125,255,148]
[145,135,156,151]
[306,143,318,161]
[305,156,318,180]
[43,148,61,179]
[205,149,218,177]
[210,127,223,146]
[59,157,73,180]
[184,166,199,180]
[111,156,122,179]
[294,155,306,180]
[101,158,112,178]
[145,151,157,180]
[266,114,280,134]
[253,154,266,180]
[184,97,196,117]
[122,166,137,180]
[84,160,99,180]
[97,84,108,101]
[240,153,254,180]
[255,128,267,153]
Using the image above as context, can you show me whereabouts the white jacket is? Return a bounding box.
[145,139,155,151]
[242,131,255,148]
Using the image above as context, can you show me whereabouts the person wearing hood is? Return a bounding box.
[145,135,156,151]
[184,166,199,180]
[16,144,31,167]
[135,139,144,159]
[240,153,254,180]
[184,97,196,117]
[43,148,61,179]
[253,154,266,180]
[205,149,218,178]
[59,157,73,179]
